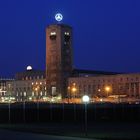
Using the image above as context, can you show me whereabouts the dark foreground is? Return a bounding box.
[1,122,140,140]
[0,103,140,139]
[0,129,95,140]
[0,102,139,123]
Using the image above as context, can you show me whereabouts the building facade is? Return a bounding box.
[6,68,47,102]
[0,78,14,102]
[2,22,140,103]
[46,24,73,98]
[68,73,140,102]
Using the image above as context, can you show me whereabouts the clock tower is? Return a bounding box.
[46,24,73,98]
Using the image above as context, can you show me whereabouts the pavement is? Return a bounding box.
[0,129,97,140]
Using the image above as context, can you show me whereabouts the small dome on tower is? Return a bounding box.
[26,66,32,71]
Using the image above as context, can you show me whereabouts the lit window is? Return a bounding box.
[65,32,69,35]
[24,92,26,96]
[50,32,56,35]
[40,92,42,96]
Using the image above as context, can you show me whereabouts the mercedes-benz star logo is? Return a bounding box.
[55,13,63,22]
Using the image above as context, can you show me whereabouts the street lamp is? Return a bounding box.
[82,95,90,136]
[72,87,77,103]
[33,85,40,122]
[67,86,70,103]
[71,83,77,121]
[105,86,110,97]
[8,84,11,123]
[23,92,26,123]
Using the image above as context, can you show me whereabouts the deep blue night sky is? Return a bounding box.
[0,0,140,77]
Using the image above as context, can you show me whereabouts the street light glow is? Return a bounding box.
[72,87,77,92]
[105,86,110,92]
[82,95,90,103]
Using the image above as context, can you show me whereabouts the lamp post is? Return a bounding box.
[34,85,40,122]
[23,94,26,123]
[36,87,40,122]
[72,87,77,103]
[8,84,11,123]
[105,86,110,97]
[71,84,77,121]
[67,86,70,103]
[82,95,90,137]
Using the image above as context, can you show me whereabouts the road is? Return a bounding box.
[0,129,97,140]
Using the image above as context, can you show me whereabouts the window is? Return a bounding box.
[50,32,56,40]
[40,92,43,96]
[64,32,70,35]
[50,32,56,35]
[64,32,70,42]
[52,87,56,95]
[24,92,26,96]
[120,78,123,82]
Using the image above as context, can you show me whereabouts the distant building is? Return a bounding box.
[0,78,14,102]
[2,22,140,103]
[72,69,119,77]
[6,67,47,102]
[15,66,45,81]
[68,73,140,102]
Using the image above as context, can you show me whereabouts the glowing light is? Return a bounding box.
[65,32,70,35]
[82,95,90,103]
[105,86,110,92]
[72,87,77,92]
[73,83,76,86]
[100,98,103,102]
[98,89,101,92]
[27,66,32,71]
[35,87,38,91]
[67,86,70,90]
[55,13,63,22]
[50,32,56,35]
